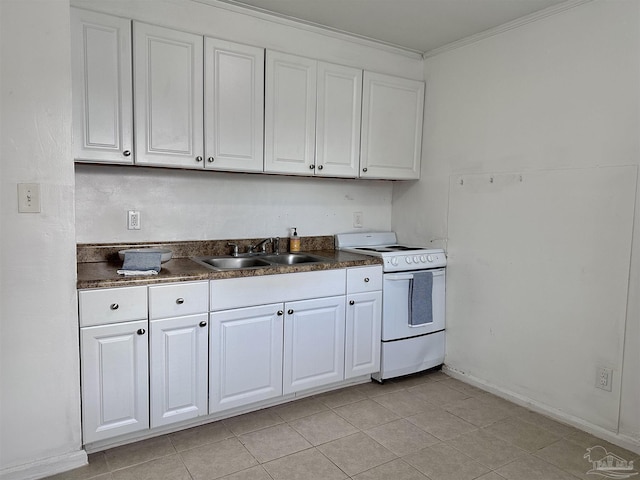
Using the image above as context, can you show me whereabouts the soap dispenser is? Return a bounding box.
[289,227,301,252]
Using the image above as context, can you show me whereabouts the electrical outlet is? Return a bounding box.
[128,210,141,230]
[596,366,613,392]
[353,211,363,228]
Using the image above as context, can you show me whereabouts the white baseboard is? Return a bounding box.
[0,450,87,480]
[442,365,640,455]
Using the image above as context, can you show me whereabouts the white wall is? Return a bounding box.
[75,166,393,243]
[393,0,640,448]
[0,0,85,478]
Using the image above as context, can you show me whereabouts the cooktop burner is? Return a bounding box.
[356,246,423,252]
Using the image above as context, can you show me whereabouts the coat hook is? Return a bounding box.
[459,178,464,185]
[490,176,494,183]
[519,175,523,182]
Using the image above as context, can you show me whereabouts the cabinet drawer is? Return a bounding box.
[149,281,209,320]
[347,266,382,293]
[211,269,346,311]
[79,286,147,327]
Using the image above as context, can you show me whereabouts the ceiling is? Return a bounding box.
[216,0,573,54]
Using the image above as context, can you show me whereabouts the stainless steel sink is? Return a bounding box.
[198,257,272,270]
[261,253,326,265]
[192,252,329,270]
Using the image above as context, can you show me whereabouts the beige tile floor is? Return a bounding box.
[46,370,639,480]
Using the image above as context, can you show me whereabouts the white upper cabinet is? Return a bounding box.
[71,9,133,164]
[316,62,362,178]
[134,22,204,168]
[265,51,363,178]
[265,51,317,175]
[204,39,264,173]
[361,72,425,180]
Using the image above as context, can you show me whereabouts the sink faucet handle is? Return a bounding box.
[227,242,239,257]
[261,237,274,253]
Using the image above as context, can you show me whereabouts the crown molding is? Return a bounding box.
[424,0,594,58]
[191,0,425,59]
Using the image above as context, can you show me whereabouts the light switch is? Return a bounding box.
[18,183,41,213]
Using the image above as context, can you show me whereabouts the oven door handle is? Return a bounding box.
[385,273,414,280]
[385,270,444,281]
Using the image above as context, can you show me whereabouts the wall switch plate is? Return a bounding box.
[128,210,141,230]
[353,211,363,228]
[596,366,613,392]
[18,183,41,213]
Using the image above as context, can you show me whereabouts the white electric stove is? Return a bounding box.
[336,232,446,381]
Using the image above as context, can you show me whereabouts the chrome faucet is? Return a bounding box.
[247,237,273,255]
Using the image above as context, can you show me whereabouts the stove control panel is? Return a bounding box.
[383,251,446,272]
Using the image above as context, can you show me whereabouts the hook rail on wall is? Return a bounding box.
[454,172,525,187]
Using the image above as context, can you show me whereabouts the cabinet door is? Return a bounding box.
[283,296,345,394]
[204,38,264,172]
[361,72,424,180]
[134,23,204,168]
[316,62,362,178]
[210,304,283,412]
[71,9,133,164]
[150,313,209,428]
[81,320,149,443]
[345,291,382,379]
[264,51,317,175]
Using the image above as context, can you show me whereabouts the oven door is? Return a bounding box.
[382,268,445,341]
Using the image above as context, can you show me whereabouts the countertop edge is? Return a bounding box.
[77,250,382,289]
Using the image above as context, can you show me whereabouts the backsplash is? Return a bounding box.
[75,164,393,243]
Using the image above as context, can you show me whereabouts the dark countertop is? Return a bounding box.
[77,250,382,289]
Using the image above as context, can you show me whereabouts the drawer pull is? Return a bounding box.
[277,310,283,316]
[287,309,294,315]
[110,303,119,310]
[199,321,207,327]
[176,298,185,305]
[137,328,146,335]
[349,300,355,305]
[364,277,370,283]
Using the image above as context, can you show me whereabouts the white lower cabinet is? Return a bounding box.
[150,313,209,428]
[79,267,379,445]
[283,296,346,394]
[80,320,149,443]
[209,304,284,413]
[345,265,383,379]
[345,291,382,379]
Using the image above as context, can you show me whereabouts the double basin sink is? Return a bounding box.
[192,253,329,271]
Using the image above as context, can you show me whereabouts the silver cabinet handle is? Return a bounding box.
[137,328,145,335]
[199,321,207,327]
[364,277,370,283]
[176,298,185,305]
[309,164,315,170]
[349,300,355,305]
[123,150,131,157]
[362,167,368,173]
[207,157,214,163]
[317,165,324,170]
[196,156,203,162]
[110,303,119,310]
[277,310,283,316]
[287,309,294,315]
